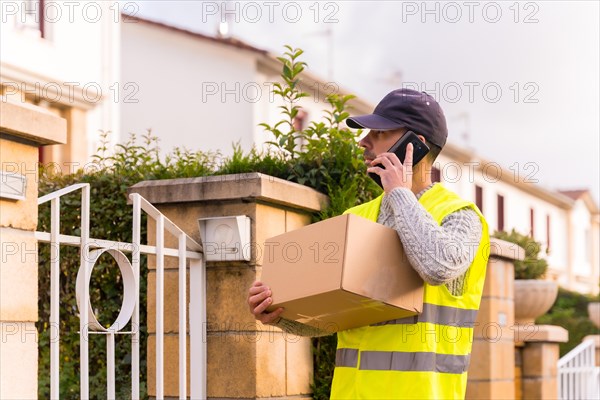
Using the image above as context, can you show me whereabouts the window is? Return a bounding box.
[15,0,45,38]
[546,214,551,253]
[432,166,441,183]
[475,185,483,213]
[497,194,505,232]
[529,208,535,238]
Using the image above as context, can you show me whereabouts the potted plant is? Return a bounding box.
[493,229,558,325]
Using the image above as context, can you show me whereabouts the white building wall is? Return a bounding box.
[121,21,259,157]
[253,70,274,151]
[546,207,570,285]
[570,201,592,277]
[592,217,600,295]
[121,20,358,158]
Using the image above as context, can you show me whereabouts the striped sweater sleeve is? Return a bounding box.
[377,187,482,289]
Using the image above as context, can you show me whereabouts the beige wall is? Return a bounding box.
[0,138,40,400]
[0,102,66,399]
[1,86,90,174]
[40,106,89,172]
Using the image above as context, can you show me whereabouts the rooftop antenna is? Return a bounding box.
[308,26,334,81]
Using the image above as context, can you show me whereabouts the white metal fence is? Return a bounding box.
[558,338,600,400]
[35,183,206,399]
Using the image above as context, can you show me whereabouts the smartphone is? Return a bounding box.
[368,130,431,188]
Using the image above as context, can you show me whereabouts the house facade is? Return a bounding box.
[0,0,120,171]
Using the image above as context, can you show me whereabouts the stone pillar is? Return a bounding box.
[515,325,568,399]
[466,238,524,400]
[129,173,328,399]
[0,101,66,399]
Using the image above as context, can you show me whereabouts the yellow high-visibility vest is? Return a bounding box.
[331,183,489,400]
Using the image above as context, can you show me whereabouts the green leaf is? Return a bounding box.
[283,64,292,79]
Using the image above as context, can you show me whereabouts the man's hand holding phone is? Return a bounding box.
[368,143,415,193]
[367,131,429,193]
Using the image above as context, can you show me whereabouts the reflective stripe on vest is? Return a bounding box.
[331,183,489,400]
[336,348,359,368]
[334,349,472,374]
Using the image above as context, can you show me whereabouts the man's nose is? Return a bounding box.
[359,131,373,148]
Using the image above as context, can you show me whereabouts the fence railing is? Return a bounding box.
[558,338,600,400]
[35,183,206,399]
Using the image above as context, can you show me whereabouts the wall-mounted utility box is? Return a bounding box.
[0,171,27,200]
[198,215,251,261]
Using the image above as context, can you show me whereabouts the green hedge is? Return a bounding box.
[492,229,548,279]
[536,288,600,356]
[37,46,378,399]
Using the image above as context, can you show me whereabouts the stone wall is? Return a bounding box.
[0,100,66,399]
[129,173,328,399]
[515,325,568,399]
[466,239,523,399]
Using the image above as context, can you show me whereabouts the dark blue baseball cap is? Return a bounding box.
[346,88,448,148]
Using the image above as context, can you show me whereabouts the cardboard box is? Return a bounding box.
[261,213,424,332]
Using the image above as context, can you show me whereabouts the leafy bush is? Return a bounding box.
[537,288,600,356]
[37,46,377,399]
[37,132,207,399]
[261,45,380,219]
[492,229,548,279]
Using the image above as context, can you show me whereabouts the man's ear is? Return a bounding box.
[416,134,427,144]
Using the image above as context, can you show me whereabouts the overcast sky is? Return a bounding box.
[135,1,599,202]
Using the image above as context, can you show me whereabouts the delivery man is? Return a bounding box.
[248,88,489,399]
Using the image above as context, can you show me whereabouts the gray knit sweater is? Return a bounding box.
[272,184,483,337]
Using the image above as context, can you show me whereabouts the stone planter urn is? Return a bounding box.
[588,302,600,328]
[514,280,558,324]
